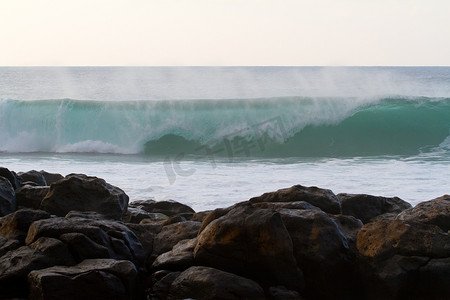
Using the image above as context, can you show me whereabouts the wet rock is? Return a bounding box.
[279,209,354,298]
[152,238,197,271]
[0,236,20,257]
[65,210,107,220]
[152,221,201,258]
[330,214,364,251]
[161,215,187,226]
[124,207,167,224]
[0,167,21,189]
[0,209,51,243]
[250,185,341,214]
[130,199,195,217]
[339,193,412,223]
[17,170,47,186]
[194,204,304,291]
[252,200,320,211]
[167,266,265,300]
[40,174,129,220]
[0,176,16,217]
[125,223,161,261]
[268,286,303,300]
[397,195,450,231]
[28,259,137,300]
[0,237,74,298]
[15,185,49,209]
[39,170,64,185]
[190,210,211,222]
[148,271,180,300]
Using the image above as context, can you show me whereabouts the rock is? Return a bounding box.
[198,201,249,234]
[194,204,304,291]
[167,266,265,300]
[40,174,129,220]
[28,259,137,300]
[252,201,320,211]
[339,193,412,223]
[0,167,21,189]
[65,210,108,220]
[0,176,16,217]
[130,199,195,217]
[0,237,74,298]
[15,185,49,209]
[152,221,201,258]
[161,215,187,226]
[59,233,111,262]
[25,217,145,268]
[191,210,211,222]
[152,238,197,271]
[124,223,161,261]
[123,207,168,224]
[356,219,450,299]
[148,271,181,300]
[279,209,354,298]
[0,236,20,257]
[39,170,64,185]
[397,195,450,231]
[268,286,303,300]
[17,170,47,186]
[330,214,364,251]
[250,185,341,214]
[0,209,51,243]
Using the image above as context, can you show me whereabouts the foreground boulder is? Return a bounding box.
[166,266,265,300]
[0,209,51,243]
[15,185,50,209]
[40,174,129,220]
[0,167,21,189]
[250,185,341,214]
[194,203,304,291]
[339,193,412,223]
[130,199,195,217]
[397,195,450,231]
[0,176,16,217]
[151,221,201,258]
[39,170,64,185]
[357,219,450,299]
[28,259,137,300]
[17,170,47,187]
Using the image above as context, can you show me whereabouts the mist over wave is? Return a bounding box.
[0,97,449,157]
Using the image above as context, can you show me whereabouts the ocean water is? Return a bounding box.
[0,67,449,211]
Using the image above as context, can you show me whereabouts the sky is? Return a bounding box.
[0,0,449,66]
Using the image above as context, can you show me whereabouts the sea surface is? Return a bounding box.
[1,67,449,211]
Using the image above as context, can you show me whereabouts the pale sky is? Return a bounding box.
[0,0,449,66]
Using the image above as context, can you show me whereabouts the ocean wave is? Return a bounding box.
[0,97,449,157]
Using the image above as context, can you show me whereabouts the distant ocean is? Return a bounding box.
[1,67,449,211]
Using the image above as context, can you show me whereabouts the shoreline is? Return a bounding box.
[0,167,449,299]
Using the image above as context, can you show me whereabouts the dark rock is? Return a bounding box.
[15,185,49,209]
[250,185,341,214]
[59,233,110,262]
[25,217,145,268]
[28,259,137,300]
[0,236,20,257]
[130,199,195,217]
[148,271,180,300]
[397,195,450,231]
[190,210,211,222]
[194,204,304,291]
[0,176,16,217]
[330,214,364,251]
[161,215,187,226]
[39,170,64,185]
[124,223,161,261]
[253,200,320,211]
[17,170,47,186]
[65,210,107,220]
[198,201,249,234]
[339,193,412,223]
[279,209,354,298]
[268,286,303,300]
[356,219,450,299]
[123,207,167,224]
[40,174,129,220]
[0,167,21,189]
[0,209,51,243]
[167,266,265,300]
[152,238,197,271]
[152,221,201,258]
[0,237,74,298]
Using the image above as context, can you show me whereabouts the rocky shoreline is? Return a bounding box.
[0,167,448,299]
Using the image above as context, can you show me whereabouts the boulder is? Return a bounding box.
[28,259,137,300]
[0,209,51,243]
[130,199,195,217]
[194,204,304,291]
[15,185,49,209]
[152,238,197,271]
[124,223,161,261]
[25,217,145,267]
[252,200,320,211]
[268,286,303,300]
[17,170,47,186]
[190,210,211,222]
[330,214,363,251]
[356,219,450,299]
[0,176,16,217]
[152,221,201,258]
[148,271,181,300]
[167,266,265,300]
[396,195,450,231]
[123,207,168,224]
[0,237,74,298]
[250,185,341,214]
[0,167,21,189]
[39,170,64,185]
[279,209,355,299]
[40,174,129,220]
[0,236,20,257]
[339,193,412,223]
